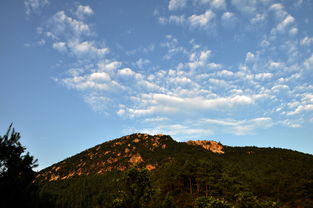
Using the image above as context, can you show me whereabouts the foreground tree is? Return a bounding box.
[113,167,154,208]
[0,124,38,208]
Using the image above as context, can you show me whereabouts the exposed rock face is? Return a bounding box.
[129,153,144,164]
[186,140,224,154]
[146,164,156,171]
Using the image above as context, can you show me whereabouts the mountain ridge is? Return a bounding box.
[37,132,312,183]
[37,133,225,181]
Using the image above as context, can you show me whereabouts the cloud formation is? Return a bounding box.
[168,0,187,11]
[24,0,49,15]
[35,2,313,137]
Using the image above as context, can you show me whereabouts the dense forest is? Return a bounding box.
[36,151,313,208]
[1,128,313,208]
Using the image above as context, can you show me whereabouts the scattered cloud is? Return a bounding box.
[24,0,49,15]
[135,58,150,69]
[74,5,94,19]
[301,36,313,46]
[198,0,226,10]
[121,93,261,118]
[50,11,92,38]
[231,0,258,15]
[67,40,109,58]
[280,119,301,128]
[289,27,298,36]
[34,2,313,137]
[203,117,273,135]
[304,54,313,70]
[221,12,237,28]
[168,0,187,11]
[250,13,266,25]
[188,10,215,29]
[270,3,287,20]
[276,15,295,32]
[52,42,67,52]
[210,0,226,10]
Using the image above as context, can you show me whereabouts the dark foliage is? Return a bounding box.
[0,124,38,208]
[32,133,313,207]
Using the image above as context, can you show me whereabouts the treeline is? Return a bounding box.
[37,156,313,208]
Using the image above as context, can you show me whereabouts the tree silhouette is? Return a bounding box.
[0,124,38,208]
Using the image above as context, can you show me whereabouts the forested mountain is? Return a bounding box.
[36,133,313,208]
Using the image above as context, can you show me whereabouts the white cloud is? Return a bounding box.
[232,0,257,15]
[208,78,230,88]
[260,39,270,48]
[254,73,273,80]
[222,12,234,21]
[84,93,111,113]
[211,0,226,9]
[276,15,295,32]
[197,0,226,9]
[116,109,126,116]
[89,72,111,81]
[135,58,150,69]
[203,117,273,135]
[143,117,169,123]
[187,50,212,70]
[271,84,289,93]
[304,54,313,70]
[301,36,313,46]
[124,93,259,118]
[67,41,109,58]
[269,61,284,69]
[75,5,94,19]
[221,12,237,28]
[65,75,123,91]
[158,17,168,25]
[118,68,136,77]
[245,52,256,62]
[289,27,298,36]
[281,120,301,128]
[52,42,67,52]
[270,3,287,20]
[24,0,49,15]
[287,104,313,116]
[51,11,92,38]
[168,0,187,10]
[207,63,222,69]
[168,15,186,25]
[188,10,215,29]
[250,13,266,24]
[98,61,122,71]
[216,70,234,77]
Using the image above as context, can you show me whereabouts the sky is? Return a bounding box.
[0,0,313,170]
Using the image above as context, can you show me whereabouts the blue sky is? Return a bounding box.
[1,0,313,170]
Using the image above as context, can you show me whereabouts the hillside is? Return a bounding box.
[37,133,224,181]
[36,133,313,208]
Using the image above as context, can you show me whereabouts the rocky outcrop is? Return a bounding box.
[186,140,224,154]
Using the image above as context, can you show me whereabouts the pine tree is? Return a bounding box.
[0,124,38,208]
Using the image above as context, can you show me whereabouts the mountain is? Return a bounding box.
[37,133,224,181]
[36,133,313,208]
